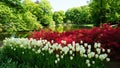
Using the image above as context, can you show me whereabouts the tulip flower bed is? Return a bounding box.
[29,23,120,60]
[1,38,110,68]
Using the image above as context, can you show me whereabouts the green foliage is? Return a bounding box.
[65,6,92,24]
[105,0,120,24]
[22,11,42,30]
[0,24,2,32]
[89,0,120,26]
[0,5,40,32]
[23,0,53,27]
[0,2,41,39]
[56,24,64,32]
[53,10,65,24]
[0,50,34,68]
[0,3,17,32]
[48,21,56,31]
[38,0,53,26]
[0,0,22,7]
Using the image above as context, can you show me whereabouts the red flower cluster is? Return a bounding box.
[29,29,60,42]
[29,23,120,60]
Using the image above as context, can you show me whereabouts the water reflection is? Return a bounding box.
[53,24,93,32]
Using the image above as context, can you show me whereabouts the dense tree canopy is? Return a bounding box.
[38,0,53,26]
[23,0,53,26]
[53,10,65,24]
[0,1,41,33]
[0,0,22,7]
[89,0,120,26]
[65,6,92,24]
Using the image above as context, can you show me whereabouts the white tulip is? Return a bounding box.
[86,59,90,64]
[75,43,79,47]
[57,58,60,61]
[70,56,73,60]
[88,52,95,58]
[95,54,99,58]
[37,49,41,53]
[106,58,110,62]
[62,47,69,54]
[102,49,105,52]
[60,51,63,54]
[96,48,101,54]
[13,48,16,51]
[92,61,95,64]
[97,43,101,47]
[49,49,53,54]
[69,50,73,55]
[58,44,62,50]
[94,43,98,48]
[72,54,75,56]
[55,60,57,64]
[61,55,64,59]
[84,43,88,47]
[22,52,24,54]
[99,54,108,60]
[84,54,87,57]
[28,46,31,49]
[43,45,49,51]
[20,44,24,48]
[80,40,83,44]
[68,44,72,49]
[76,46,80,52]
[88,45,91,49]
[11,47,13,49]
[32,49,35,51]
[56,54,59,58]
[107,49,111,53]
[80,46,85,54]
[87,49,91,53]
[87,63,91,67]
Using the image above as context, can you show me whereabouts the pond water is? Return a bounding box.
[49,24,93,32]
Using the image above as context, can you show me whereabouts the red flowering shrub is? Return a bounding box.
[29,23,120,60]
[29,29,60,42]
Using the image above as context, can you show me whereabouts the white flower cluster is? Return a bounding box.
[3,38,110,67]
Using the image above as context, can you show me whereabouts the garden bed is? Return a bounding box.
[0,23,120,68]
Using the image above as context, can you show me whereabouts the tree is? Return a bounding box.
[65,6,92,24]
[89,0,120,26]
[65,7,80,24]
[0,0,22,6]
[23,0,53,27]
[38,0,53,26]
[0,0,24,12]
[22,11,42,30]
[78,6,92,24]
[23,0,39,13]
[0,2,41,33]
[105,0,120,25]
[0,2,15,32]
[53,10,65,24]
